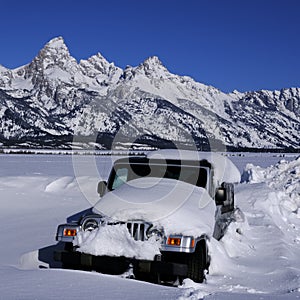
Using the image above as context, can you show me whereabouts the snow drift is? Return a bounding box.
[242,156,300,221]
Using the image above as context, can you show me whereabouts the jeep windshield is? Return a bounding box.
[108,162,208,191]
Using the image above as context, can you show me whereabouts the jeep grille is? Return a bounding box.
[126,221,150,241]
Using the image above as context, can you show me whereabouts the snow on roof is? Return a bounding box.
[147,150,241,184]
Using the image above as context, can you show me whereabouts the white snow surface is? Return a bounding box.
[0,152,300,299]
[75,224,162,260]
[242,156,300,216]
[93,178,216,237]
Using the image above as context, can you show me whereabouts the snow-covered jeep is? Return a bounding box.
[54,150,240,283]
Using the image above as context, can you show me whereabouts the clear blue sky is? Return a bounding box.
[1,0,299,93]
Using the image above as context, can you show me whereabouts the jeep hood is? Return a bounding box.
[93,177,216,236]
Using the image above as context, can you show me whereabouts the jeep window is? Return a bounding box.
[109,163,208,190]
[111,167,129,190]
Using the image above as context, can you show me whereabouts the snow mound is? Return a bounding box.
[75,224,161,260]
[45,176,76,193]
[19,250,49,270]
[242,156,300,216]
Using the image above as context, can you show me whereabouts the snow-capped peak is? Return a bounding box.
[44,36,68,51]
[38,36,72,62]
[28,36,78,75]
[137,55,169,78]
[79,52,121,77]
[142,55,164,67]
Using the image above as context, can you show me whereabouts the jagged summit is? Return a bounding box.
[142,56,164,66]
[88,52,110,64]
[45,36,67,49]
[80,52,120,75]
[137,55,169,77]
[26,36,78,78]
[38,36,71,60]
[79,52,122,87]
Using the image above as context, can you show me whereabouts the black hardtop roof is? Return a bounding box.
[113,156,212,168]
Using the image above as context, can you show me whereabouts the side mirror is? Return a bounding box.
[97,181,107,197]
[215,188,227,205]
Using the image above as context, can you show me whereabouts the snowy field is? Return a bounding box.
[0,152,300,300]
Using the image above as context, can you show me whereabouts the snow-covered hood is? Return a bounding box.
[93,177,216,236]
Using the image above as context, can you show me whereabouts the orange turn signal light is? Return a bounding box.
[190,238,195,248]
[64,228,77,237]
[167,237,181,246]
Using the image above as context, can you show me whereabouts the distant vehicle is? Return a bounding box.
[54,150,240,284]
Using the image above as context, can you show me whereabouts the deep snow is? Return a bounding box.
[0,152,300,299]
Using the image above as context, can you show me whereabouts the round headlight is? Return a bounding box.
[82,219,99,231]
[146,226,164,240]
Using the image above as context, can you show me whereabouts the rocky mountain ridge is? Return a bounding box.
[0,37,299,150]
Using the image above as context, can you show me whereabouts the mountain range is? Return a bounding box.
[0,36,299,151]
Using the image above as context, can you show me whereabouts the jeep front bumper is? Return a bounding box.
[54,250,188,277]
